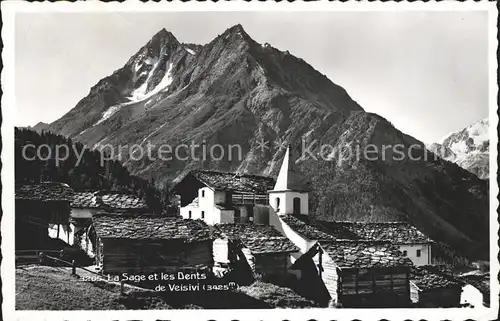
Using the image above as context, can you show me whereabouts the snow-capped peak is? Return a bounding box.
[430,117,489,179]
[128,36,176,103]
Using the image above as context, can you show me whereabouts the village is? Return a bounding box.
[15,146,489,309]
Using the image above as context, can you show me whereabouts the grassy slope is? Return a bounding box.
[237,281,318,308]
[16,265,128,310]
[16,266,316,310]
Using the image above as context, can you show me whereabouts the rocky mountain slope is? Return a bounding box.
[29,122,49,133]
[45,24,489,261]
[427,118,489,179]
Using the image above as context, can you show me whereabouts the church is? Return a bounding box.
[173,145,468,307]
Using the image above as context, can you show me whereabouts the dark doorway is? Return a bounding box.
[293,197,301,215]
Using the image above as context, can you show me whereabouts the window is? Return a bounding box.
[276,197,280,211]
[201,211,205,219]
[188,211,192,219]
[416,249,421,257]
[201,190,205,198]
[402,250,407,256]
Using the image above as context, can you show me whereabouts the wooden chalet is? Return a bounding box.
[215,223,299,280]
[271,215,414,307]
[409,265,463,308]
[91,214,215,274]
[15,182,74,249]
[291,240,413,307]
[173,170,275,225]
[71,191,150,257]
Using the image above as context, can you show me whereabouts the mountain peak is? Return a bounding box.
[221,24,252,41]
[228,24,246,33]
[431,117,489,179]
[151,28,179,45]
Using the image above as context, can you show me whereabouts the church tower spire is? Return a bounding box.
[268,145,310,215]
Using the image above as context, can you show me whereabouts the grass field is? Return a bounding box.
[16,265,130,310]
[16,265,317,310]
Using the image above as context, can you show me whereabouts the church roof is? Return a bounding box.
[280,215,432,245]
[281,214,359,241]
[216,223,299,254]
[272,146,310,192]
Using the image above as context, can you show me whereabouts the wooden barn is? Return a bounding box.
[290,240,413,308]
[91,214,216,274]
[410,265,463,307]
[215,223,299,280]
[15,182,74,249]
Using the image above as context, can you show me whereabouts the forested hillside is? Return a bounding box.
[15,127,169,214]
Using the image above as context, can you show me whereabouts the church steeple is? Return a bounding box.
[269,145,310,216]
[273,146,310,192]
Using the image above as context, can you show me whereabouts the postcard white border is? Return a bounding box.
[1,1,498,320]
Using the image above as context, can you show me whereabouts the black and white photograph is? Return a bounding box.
[2,1,498,320]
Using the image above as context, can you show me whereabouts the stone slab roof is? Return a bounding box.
[71,191,148,210]
[410,265,463,291]
[71,191,97,208]
[320,240,413,269]
[15,182,73,202]
[93,214,215,242]
[216,223,299,254]
[335,222,433,244]
[191,170,275,194]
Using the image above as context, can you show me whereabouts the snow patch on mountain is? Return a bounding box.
[76,127,90,137]
[429,118,489,179]
[443,118,489,157]
[95,105,123,126]
[149,63,174,96]
[129,62,174,102]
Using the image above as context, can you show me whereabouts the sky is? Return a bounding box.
[15,11,490,143]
